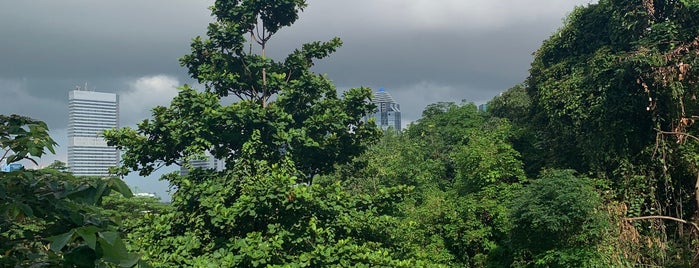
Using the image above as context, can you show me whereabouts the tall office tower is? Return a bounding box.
[370,88,401,131]
[68,89,119,176]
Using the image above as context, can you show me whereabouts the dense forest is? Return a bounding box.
[3,0,699,267]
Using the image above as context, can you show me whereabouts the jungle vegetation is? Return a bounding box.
[3,0,699,266]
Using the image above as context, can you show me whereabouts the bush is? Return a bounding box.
[509,169,608,267]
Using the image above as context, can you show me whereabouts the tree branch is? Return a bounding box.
[655,129,699,143]
[0,148,10,163]
[625,215,699,232]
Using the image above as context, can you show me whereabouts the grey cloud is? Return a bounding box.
[0,0,208,80]
[0,0,594,194]
[118,75,180,125]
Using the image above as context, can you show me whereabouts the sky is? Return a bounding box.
[0,0,595,200]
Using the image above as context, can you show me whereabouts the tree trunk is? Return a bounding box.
[695,172,699,216]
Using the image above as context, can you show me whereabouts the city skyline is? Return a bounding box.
[0,0,595,198]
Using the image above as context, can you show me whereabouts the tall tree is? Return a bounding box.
[101,1,431,266]
[107,1,378,179]
[527,0,699,265]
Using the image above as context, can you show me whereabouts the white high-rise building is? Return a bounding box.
[179,152,226,176]
[68,89,119,176]
[370,88,401,131]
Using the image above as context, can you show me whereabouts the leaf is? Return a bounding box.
[76,226,100,249]
[107,177,133,198]
[99,236,141,267]
[14,202,34,217]
[48,230,75,253]
[63,245,98,267]
[99,231,119,245]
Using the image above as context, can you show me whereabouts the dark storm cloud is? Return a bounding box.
[0,0,210,95]
[310,25,552,90]
[1,0,595,128]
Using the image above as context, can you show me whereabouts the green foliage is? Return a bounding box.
[0,115,138,267]
[182,0,310,103]
[338,131,447,195]
[528,1,651,172]
[451,118,526,193]
[107,0,379,178]
[486,85,543,176]
[100,193,171,246]
[101,1,403,266]
[509,170,608,267]
[525,1,699,265]
[337,103,529,267]
[128,156,428,267]
[101,194,169,221]
[46,160,70,173]
[0,170,139,267]
[0,114,56,165]
[487,84,531,125]
[404,101,485,184]
[406,101,484,150]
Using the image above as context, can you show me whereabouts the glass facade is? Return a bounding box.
[369,88,401,131]
[68,90,119,176]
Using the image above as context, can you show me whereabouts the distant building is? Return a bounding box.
[180,152,226,176]
[368,88,401,131]
[478,103,487,112]
[1,162,23,172]
[68,89,119,177]
[134,192,158,198]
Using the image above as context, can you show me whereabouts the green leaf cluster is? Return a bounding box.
[0,114,56,165]
[0,161,137,267]
[509,170,607,267]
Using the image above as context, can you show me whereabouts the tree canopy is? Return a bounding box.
[0,115,137,267]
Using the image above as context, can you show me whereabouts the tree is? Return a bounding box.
[451,118,526,193]
[0,114,137,267]
[46,160,69,173]
[487,84,531,125]
[526,1,699,265]
[0,114,56,165]
[509,170,608,267]
[335,103,529,267]
[486,85,544,176]
[102,1,431,266]
[404,101,485,184]
[107,1,378,179]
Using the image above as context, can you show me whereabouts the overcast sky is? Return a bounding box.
[0,0,594,199]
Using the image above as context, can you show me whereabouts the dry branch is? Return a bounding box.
[625,215,699,232]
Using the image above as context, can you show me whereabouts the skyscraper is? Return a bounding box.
[179,152,226,176]
[370,88,401,131]
[68,89,119,176]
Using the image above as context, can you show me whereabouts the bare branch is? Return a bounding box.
[254,22,264,46]
[656,129,699,143]
[233,91,244,101]
[250,28,263,46]
[0,149,10,163]
[625,215,699,232]
[286,69,293,83]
